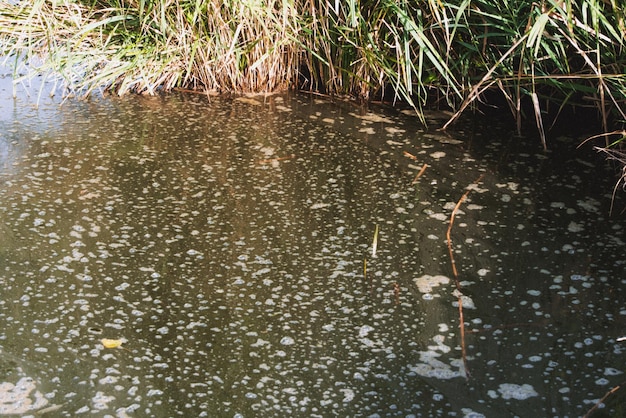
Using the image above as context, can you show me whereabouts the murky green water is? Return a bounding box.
[0,77,625,417]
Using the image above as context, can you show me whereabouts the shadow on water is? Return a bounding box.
[0,75,625,417]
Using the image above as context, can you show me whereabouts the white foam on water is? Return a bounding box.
[358,325,374,338]
[466,204,484,210]
[462,409,486,418]
[568,221,584,232]
[604,367,622,376]
[452,290,476,309]
[429,213,448,221]
[340,388,355,403]
[414,275,450,294]
[497,383,538,400]
[477,268,489,277]
[0,377,50,415]
[408,335,464,380]
[280,336,295,346]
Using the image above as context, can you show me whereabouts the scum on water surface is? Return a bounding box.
[0,86,625,416]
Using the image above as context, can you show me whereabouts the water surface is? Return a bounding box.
[0,80,625,417]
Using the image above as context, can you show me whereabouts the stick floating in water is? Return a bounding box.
[372,224,379,258]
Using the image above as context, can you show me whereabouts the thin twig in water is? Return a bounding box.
[403,151,417,160]
[577,130,626,149]
[393,282,400,305]
[583,380,625,418]
[411,163,428,184]
[364,258,373,297]
[446,174,485,380]
[593,146,626,216]
[371,224,379,258]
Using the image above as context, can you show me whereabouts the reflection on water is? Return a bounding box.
[0,89,624,416]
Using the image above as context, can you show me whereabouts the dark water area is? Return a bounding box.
[0,71,625,417]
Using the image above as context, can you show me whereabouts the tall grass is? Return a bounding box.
[0,0,303,95]
[443,0,626,149]
[1,0,625,145]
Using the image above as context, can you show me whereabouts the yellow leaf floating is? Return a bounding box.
[101,338,123,349]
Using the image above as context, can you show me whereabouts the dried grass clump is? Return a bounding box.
[0,0,302,95]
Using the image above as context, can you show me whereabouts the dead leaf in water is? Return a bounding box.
[101,338,123,349]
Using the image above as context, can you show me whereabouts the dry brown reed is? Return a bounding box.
[445,174,485,380]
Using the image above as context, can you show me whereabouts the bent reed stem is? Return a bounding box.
[446,174,485,380]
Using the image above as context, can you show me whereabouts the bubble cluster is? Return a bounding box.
[0,376,50,415]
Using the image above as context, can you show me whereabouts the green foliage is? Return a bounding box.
[1,0,625,138]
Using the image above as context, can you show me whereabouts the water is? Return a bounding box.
[0,75,625,416]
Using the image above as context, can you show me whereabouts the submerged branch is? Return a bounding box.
[446,174,485,380]
[583,380,626,418]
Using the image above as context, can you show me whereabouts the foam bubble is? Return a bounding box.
[414,275,450,293]
[497,383,538,400]
[0,377,49,415]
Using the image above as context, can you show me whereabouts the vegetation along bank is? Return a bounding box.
[1,0,625,194]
